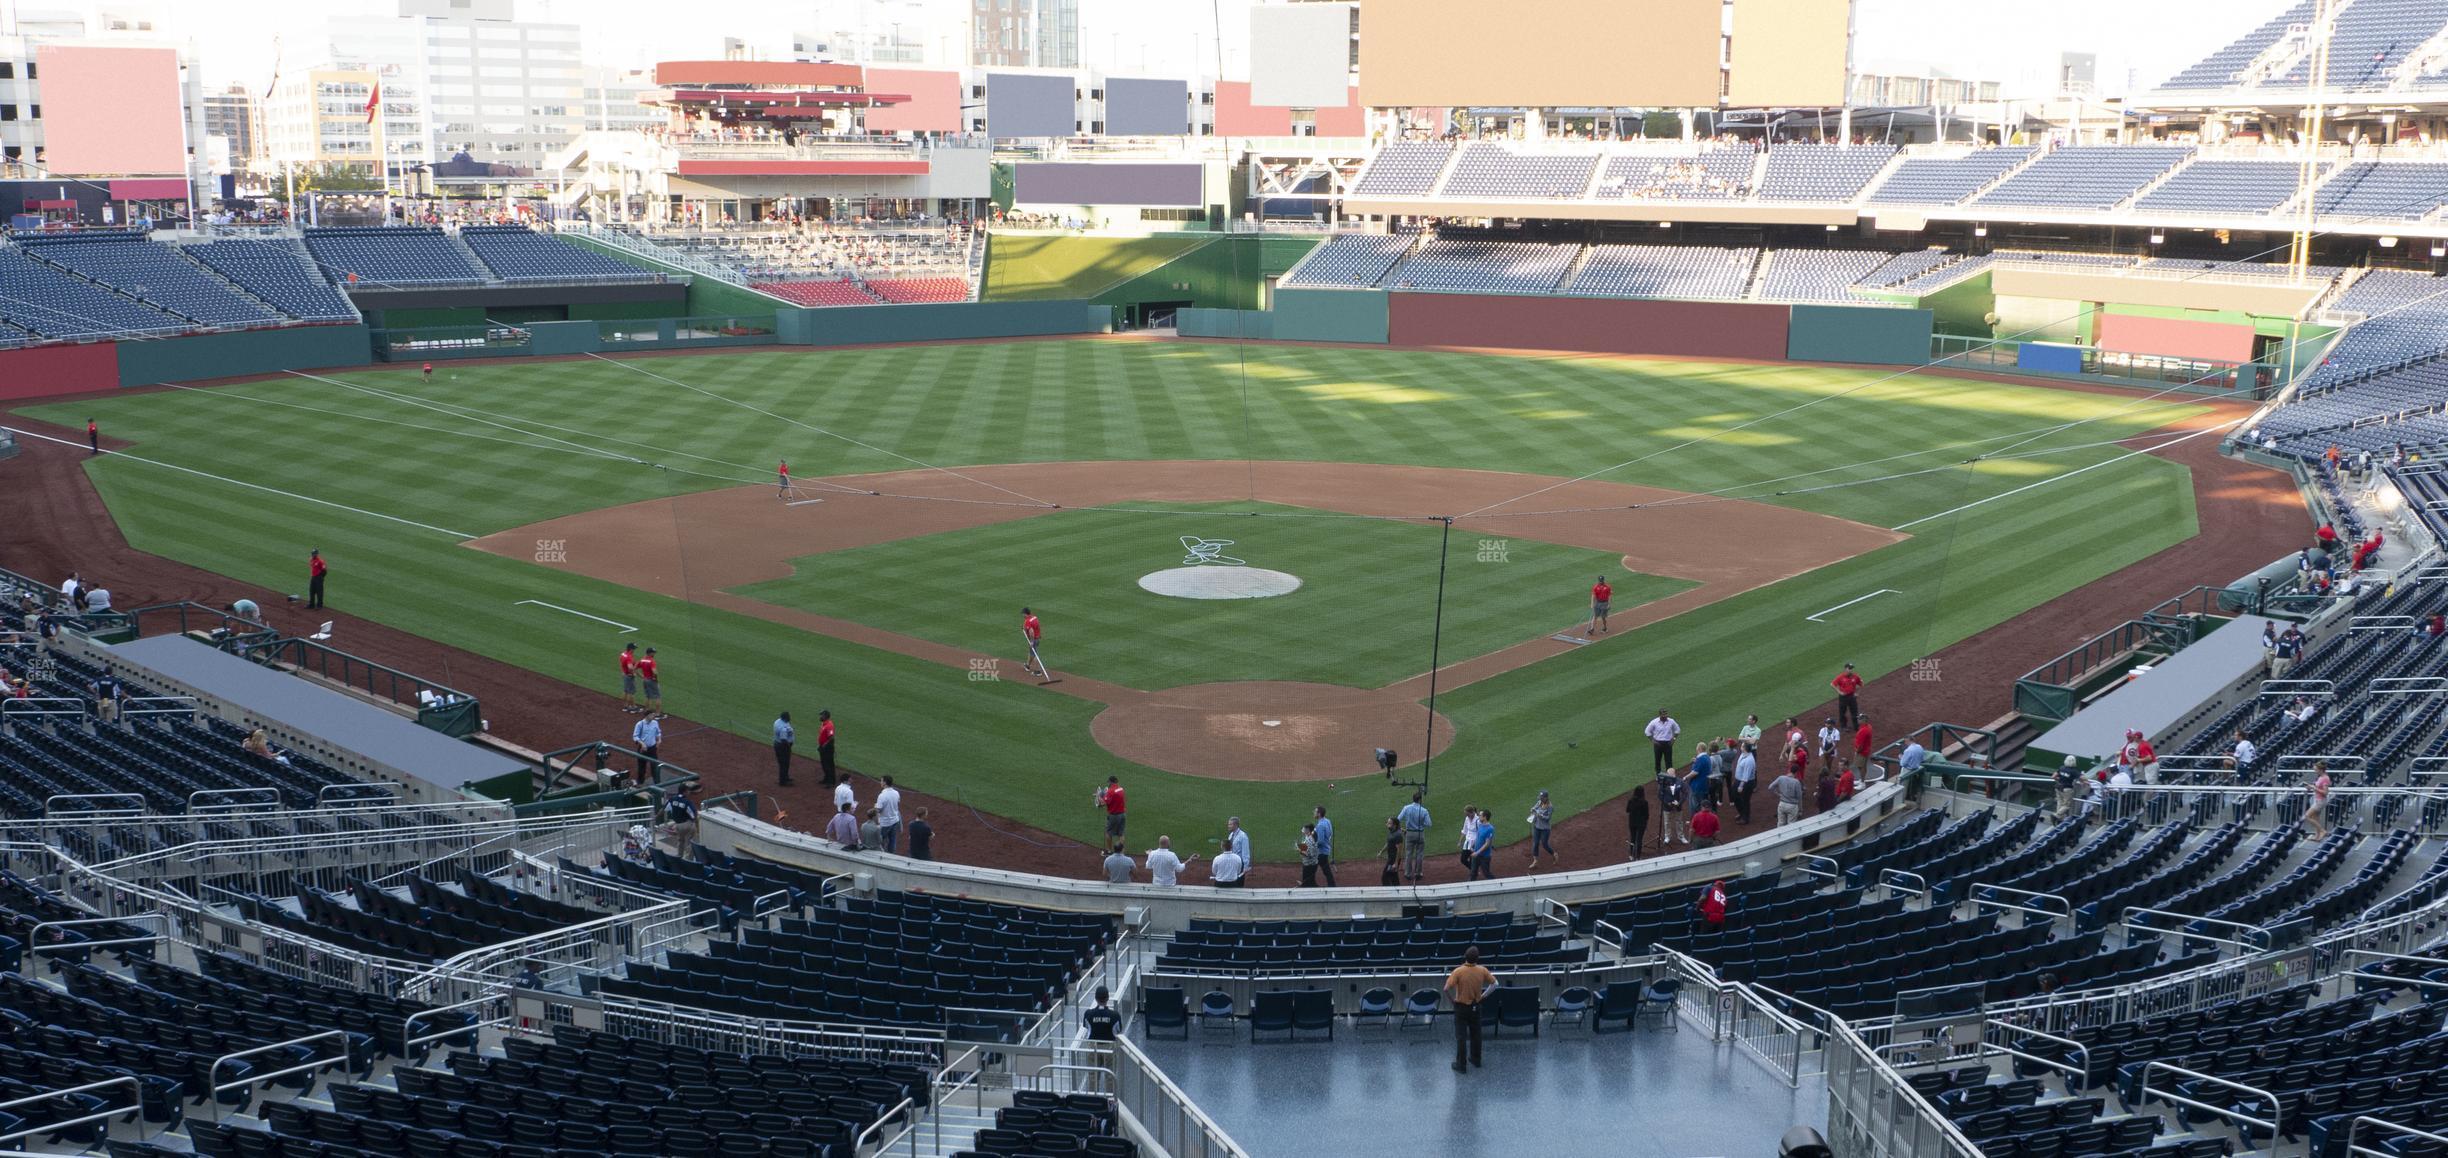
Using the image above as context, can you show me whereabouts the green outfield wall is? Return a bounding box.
[775,300,1111,346]
[115,324,374,387]
[1786,304,1936,365]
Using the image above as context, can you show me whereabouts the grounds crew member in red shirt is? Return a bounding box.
[617,642,641,713]
[1852,717,1875,775]
[422,361,434,382]
[1690,801,1722,848]
[816,709,837,786]
[1096,776,1126,847]
[777,459,791,500]
[1831,662,1863,728]
[86,419,99,456]
[638,648,662,714]
[1020,607,1047,678]
[1588,574,1613,635]
[307,550,328,610]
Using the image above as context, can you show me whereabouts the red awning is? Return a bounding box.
[108,178,188,200]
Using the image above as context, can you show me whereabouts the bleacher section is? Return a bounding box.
[865,277,970,304]
[303,228,488,287]
[15,233,280,327]
[1756,249,1895,303]
[457,227,656,282]
[1756,144,1899,202]
[2135,160,2319,216]
[597,887,1113,1038]
[1439,143,1599,200]
[2296,271,2448,398]
[1383,239,1576,294]
[1973,147,2195,211]
[2311,161,2448,222]
[2155,0,2319,90]
[0,246,190,339]
[752,279,880,307]
[1564,243,1755,301]
[1593,147,1755,200]
[1350,142,1453,197]
[185,240,359,321]
[1155,912,1580,974]
[1866,148,2035,206]
[1280,233,1414,290]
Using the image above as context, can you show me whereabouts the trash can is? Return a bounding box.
[1778,1126,1833,1158]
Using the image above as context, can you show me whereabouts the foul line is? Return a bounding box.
[1806,589,1901,623]
[1890,422,2235,532]
[0,424,474,539]
[513,600,638,633]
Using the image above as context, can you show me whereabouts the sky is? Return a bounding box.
[133,0,2286,101]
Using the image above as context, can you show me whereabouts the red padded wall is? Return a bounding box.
[0,342,119,400]
[1386,294,1791,360]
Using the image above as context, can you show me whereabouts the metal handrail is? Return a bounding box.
[1982,1018,2090,1083]
[319,782,397,805]
[1879,868,1930,898]
[25,913,164,958]
[1,697,86,719]
[2346,1116,2448,1158]
[2344,949,2448,995]
[188,788,282,812]
[1033,1063,1117,1095]
[851,1095,917,1155]
[2122,906,2274,951]
[2138,1061,2281,1139]
[1591,918,1631,957]
[0,1076,143,1144]
[1971,883,2074,922]
[2260,679,2336,696]
[120,695,199,719]
[42,793,145,817]
[207,1030,353,1120]
[1794,853,1842,882]
[401,991,506,1056]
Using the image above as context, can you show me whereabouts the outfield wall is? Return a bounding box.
[1786,304,1934,366]
[115,324,373,387]
[0,341,120,399]
[1387,293,1793,360]
[1177,288,1391,344]
[776,300,1110,346]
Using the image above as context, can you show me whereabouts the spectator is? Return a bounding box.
[907,807,934,861]
[1103,843,1135,884]
[82,586,111,612]
[229,598,261,622]
[1396,793,1431,883]
[1224,816,1252,873]
[826,802,860,849]
[833,778,856,815]
[2308,761,2332,837]
[631,713,662,781]
[1296,824,1320,888]
[1737,713,1763,751]
[858,807,883,852]
[1815,773,1838,815]
[1732,744,1759,824]
[1646,709,1681,774]
[1695,879,1728,933]
[1311,806,1338,886]
[242,727,278,762]
[1469,809,1495,880]
[1688,746,1715,813]
[1898,738,1926,784]
[1445,947,1493,1075]
[1658,769,1688,845]
[90,674,120,725]
[1835,765,1856,801]
[1381,818,1402,886]
[875,776,902,854]
[1210,841,1245,888]
[1625,786,1650,859]
[2232,730,2258,776]
[2054,757,2081,817]
[1852,717,1875,774]
[1145,836,1193,886]
[1527,790,1555,868]
[1769,766,1804,827]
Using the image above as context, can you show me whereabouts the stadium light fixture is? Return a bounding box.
[1973,226,1987,237]
[2149,233,2164,245]
[2380,236,2400,248]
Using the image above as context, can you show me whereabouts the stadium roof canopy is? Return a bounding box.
[2134,0,2448,110]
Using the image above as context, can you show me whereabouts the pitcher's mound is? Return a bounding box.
[1137,567,1303,599]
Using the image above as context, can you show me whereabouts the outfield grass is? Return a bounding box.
[20,340,2203,847]
[733,501,1689,690]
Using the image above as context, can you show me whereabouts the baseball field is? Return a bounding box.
[20,337,2205,846]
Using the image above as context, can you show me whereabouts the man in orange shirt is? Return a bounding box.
[1443,946,1493,1074]
[1588,574,1613,635]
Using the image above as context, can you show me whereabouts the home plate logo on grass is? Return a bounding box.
[1138,535,1303,599]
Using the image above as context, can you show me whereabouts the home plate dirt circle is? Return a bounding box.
[1091,681,1455,782]
[1136,567,1304,599]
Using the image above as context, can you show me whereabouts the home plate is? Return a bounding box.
[1262,720,1282,728]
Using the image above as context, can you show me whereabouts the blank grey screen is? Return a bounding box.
[986,73,1075,138]
[1014,163,1203,207]
[1105,77,1189,135]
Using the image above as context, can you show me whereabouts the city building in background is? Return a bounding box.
[971,0,1076,70]
[201,82,259,175]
